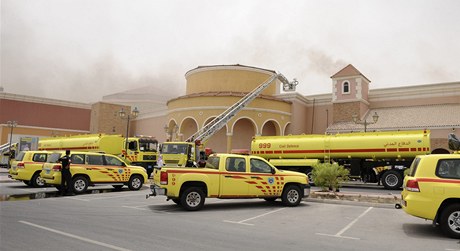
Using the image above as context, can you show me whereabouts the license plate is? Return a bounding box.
[154,188,166,195]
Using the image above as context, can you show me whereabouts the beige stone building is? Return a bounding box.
[129,64,460,154]
[2,64,459,155]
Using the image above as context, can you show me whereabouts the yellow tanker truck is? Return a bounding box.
[38,134,158,177]
[251,130,431,189]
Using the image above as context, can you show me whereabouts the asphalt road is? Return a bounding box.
[0,174,401,200]
[1,184,460,251]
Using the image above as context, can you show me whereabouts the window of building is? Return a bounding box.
[342,81,350,94]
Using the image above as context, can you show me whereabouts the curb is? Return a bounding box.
[308,191,401,207]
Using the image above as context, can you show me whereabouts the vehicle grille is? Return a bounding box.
[143,155,156,161]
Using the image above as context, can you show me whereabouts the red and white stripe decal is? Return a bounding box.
[417,178,460,184]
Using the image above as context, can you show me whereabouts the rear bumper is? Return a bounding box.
[149,184,166,197]
[8,170,32,181]
[41,174,61,185]
[401,191,437,220]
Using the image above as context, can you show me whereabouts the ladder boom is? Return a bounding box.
[186,73,295,144]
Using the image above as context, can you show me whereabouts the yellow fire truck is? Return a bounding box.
[251,130,432,189]
[38,134,158,177]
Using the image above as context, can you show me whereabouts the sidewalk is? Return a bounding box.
[308,190,401,207]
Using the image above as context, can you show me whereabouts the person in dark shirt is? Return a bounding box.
[58,150,72,195]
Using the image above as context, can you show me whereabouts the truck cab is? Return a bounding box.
[160,142,198,167]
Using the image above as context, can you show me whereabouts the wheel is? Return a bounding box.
[180,187,205,211]
[112,185,124,190]
[306,171,315,186]
[440,204,460,239]
[381,170,403,189]
[31,173,46,188]
[281,185,302,207]
[128,175,144,190]
[71,176,89,194]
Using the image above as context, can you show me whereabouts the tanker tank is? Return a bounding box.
[251,130,431,160]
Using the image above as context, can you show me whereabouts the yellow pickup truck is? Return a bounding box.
[148,153,310,211]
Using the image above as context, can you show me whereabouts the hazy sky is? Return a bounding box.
[1,0,459,103]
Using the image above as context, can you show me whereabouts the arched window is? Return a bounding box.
[342,81,350,94]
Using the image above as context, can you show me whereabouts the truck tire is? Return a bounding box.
[440,204,460,239]
[72,176,89,194]
[381,170,403,189]
[180,187,205,211]
[128,175,144,190]
[306,171,315,186]
[31,172,46,188]
[281,185,302,207]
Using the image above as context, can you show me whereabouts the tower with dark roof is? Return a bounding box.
[330,64,371,123]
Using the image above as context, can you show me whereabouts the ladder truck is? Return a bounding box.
[160,73,298,167]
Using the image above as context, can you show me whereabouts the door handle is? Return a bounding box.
[224,175,233,178]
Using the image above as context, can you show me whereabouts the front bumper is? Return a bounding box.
[302,184,311,198]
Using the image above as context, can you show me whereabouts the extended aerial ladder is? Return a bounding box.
[0,143,11,154]
[159,72,298,167]
[186,73,298,145]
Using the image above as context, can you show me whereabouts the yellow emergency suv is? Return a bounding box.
[147,153,310,211]
[41,151,148,194]
[401,154,460,239]
[8,150,50,187]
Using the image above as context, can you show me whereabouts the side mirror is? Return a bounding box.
[271,168,276,175]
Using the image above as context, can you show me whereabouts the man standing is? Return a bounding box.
[59,150,72,195]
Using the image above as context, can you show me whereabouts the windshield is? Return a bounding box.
[15,151,26,161]
[162,143,188,154]
[408,158,421,177]
[139,140,158,152]
[48,152,63,163]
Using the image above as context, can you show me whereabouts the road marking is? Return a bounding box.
[315,206,373,240]
[19,221,132,251]
[122,205,151,211]
[224,208,286,226]
[65,193,144,202]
